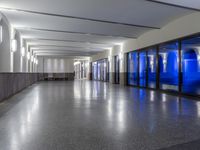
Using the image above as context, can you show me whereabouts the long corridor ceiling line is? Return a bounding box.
[16,27,137,39]
[30,45,106,50]
[26,38,113,45]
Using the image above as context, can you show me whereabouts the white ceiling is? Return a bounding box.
[0,0,195,57]
[153,0,200,10]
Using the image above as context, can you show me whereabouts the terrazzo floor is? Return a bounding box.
[0,80,200,150]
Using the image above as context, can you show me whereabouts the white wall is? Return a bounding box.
[38,57,74,73]
[0,14,31,73]
[13,31,21,72]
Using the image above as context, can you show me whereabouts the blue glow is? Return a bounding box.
[97,62,101,80]
[147,48,157,88]
[159,42,179,91]
[182,37,200,95]
[128,52,138,85]
[139,52,147,87]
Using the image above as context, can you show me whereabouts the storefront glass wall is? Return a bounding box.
[181,37,200,95]
[139,51,147,87]
[159,42,179,91]
[92,59,108,82]
[127,52,138,86]
[92,62,98,80]
[147,48,157,88]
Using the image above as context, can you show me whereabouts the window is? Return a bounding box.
[127,52,138,86]
[147,48,157,88]
[139,51,147,87]
[93,59,109,82]
[181,36,200,95]
[92,62,98,80]
[159,42,179,91]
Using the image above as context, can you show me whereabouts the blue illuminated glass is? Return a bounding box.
[94,59,108,82]
[182,37,200,95]
[97,62,101,80]
[139,52,147,87]
[92,62,98,80]
[147,48,157,88]
[159,42,179,91]
[127,52,138,85]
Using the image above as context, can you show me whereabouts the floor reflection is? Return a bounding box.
[6,87,41,150]
[0,81,200,150]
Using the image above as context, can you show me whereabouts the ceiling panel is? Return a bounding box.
[151,0,200,10]
[2,10,151,38]
[19,30,127,44]
[26,39,114,49]
[0,0,193,27]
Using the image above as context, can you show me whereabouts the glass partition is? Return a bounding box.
[159,42,179,91]
[126,34,200,97]
[139,51,147,87]
[93,59,109,82]
[181,36,200,95]
[97,62,101,80]
[147,48,157,88]
[92,62,98,80]
[127,52,138,86]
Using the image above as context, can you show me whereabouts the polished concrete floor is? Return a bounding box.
[0,80,200,150]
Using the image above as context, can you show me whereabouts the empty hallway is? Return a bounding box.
[1,0,200,149]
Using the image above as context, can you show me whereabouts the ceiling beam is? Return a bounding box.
[0,6,160,29]
[35,51,96,54]
[33,49,93,53]
[30,44,105,50]
[25,38,113,45]
[36,53,93,56]
[16,27,137,39]
[146,0,200,11]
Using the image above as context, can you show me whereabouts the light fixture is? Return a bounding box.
[11,39,17,52]
[27,52,30,60]
[0,26,2,43]
[31,55,34,62]
[108,56,112,62]
[34,57,36,63]
[21,47,25,57]
[36,59,38,65]
[74,61,81,66]
[119,52,123,60]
